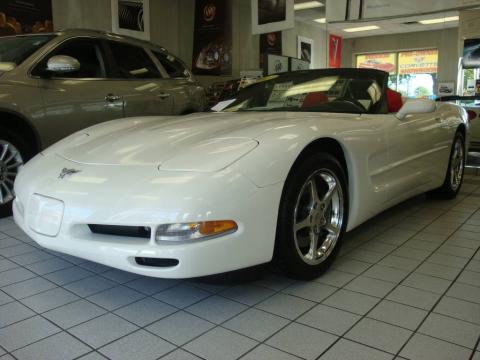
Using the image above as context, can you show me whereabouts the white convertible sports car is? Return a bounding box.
[13,69,468,279]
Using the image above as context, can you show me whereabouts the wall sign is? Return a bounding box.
[297,36,313,66]
[251,0,294,35]
[260,31,282,67]
[192,0,232,75]
[0,0,52,35]
[111,0,150,40]
[462,38,480,69]
[438,82,455,96]
[398,49,438,75]
[356,53,396,74]
[329,34,342,68]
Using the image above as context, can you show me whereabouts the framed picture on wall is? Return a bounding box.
[251,0,294,34]
[111,0,150,40]
[297,36,313,66]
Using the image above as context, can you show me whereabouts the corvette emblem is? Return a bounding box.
[59,168,81,179]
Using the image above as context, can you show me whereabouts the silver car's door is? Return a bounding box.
[150,49,206,114]
[385,109,447,203]
[34,38,124,147]
[103,41,174,117]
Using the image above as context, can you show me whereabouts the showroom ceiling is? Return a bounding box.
[293,1,459,38]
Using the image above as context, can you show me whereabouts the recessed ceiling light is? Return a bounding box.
[418,16,459,24]
[343,25,380,32]
[314,18,326,23]
[294,1,323,10]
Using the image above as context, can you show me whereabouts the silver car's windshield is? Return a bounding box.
[0,35,54,65]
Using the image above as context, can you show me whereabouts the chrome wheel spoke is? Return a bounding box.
[0,144,8,161]
[294,216,312,232]
[293,168,344,266]
[0,140,23,205]
[306,230,318,260]
[308,179,321,205]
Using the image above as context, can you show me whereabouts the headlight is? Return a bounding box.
[155,220,237,242]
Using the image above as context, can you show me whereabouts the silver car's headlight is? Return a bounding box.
[155,220,237,242]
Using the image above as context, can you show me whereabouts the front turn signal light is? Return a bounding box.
[155,220,238,242]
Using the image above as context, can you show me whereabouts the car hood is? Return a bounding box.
[50,112,304,170]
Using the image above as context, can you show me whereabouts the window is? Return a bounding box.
[356,52,397,90]
[0,35,54,65]
[356,49,439,99]
[152,51,188,78]
[39,39,106,78]
[108,42,160,79]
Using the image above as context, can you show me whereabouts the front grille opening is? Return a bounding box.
[135,257,179,267]
[88,224,151,238]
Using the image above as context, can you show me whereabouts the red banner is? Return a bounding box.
[329,34,342,68]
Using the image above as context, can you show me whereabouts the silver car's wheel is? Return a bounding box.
[0,140,24,205]
[449,135,464,192]
[293,169,344,266]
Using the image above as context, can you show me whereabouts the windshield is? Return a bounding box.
[222,72,384,114]
[0,35,54,65]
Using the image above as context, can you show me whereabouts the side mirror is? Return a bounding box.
[396,99,436,120]
[46,55,80,74]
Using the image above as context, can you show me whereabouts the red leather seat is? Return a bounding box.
[386,88,403,113]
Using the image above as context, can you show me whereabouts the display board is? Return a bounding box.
[329,34,342,68]
[463,38,480,69]
[264,53,289,75]
[398,49,438,75]
[192,0,232,75]
[251,0,294,34]
[356,53,396,74]
[112,0,150,40]
[260,31,282,67]
[0,0,52,35]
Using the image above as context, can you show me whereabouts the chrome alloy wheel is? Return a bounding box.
[449,136,464,192]
[293,169,344,265]
[0,140,23,205]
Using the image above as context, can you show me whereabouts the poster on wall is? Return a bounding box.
[398,49,438,74]
[260,31,282,67]
[192,0,232,76]
[462,38,480,69]
[438,82,455,96]
[111,0,150,40]
[328,34,342,68]
[251,0,294,35]
[297,36,313,66]
[356,53,396,74]
[0,0,52,36]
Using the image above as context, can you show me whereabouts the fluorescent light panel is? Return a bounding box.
[343,25,379,32]
[418,16,459,24]
[294,1,323,10]
[314,18,326,23]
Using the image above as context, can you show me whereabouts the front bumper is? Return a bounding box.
[14,154,283,278]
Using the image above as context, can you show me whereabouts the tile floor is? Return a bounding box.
[0,174,479,360]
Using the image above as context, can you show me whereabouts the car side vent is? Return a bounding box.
[88,224,151,238]
[135,257,179,267]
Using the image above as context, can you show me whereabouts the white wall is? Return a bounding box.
[341,28,459,84]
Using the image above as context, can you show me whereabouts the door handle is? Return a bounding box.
[158,92,171,99]
[105,93,122,102]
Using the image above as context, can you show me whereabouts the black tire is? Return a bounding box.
[0,127,32,218]
[430,131,465,199]
[274,153,349,280]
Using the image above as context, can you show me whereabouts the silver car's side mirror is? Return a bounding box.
[46,55,80,74]
[396,99,436,120]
